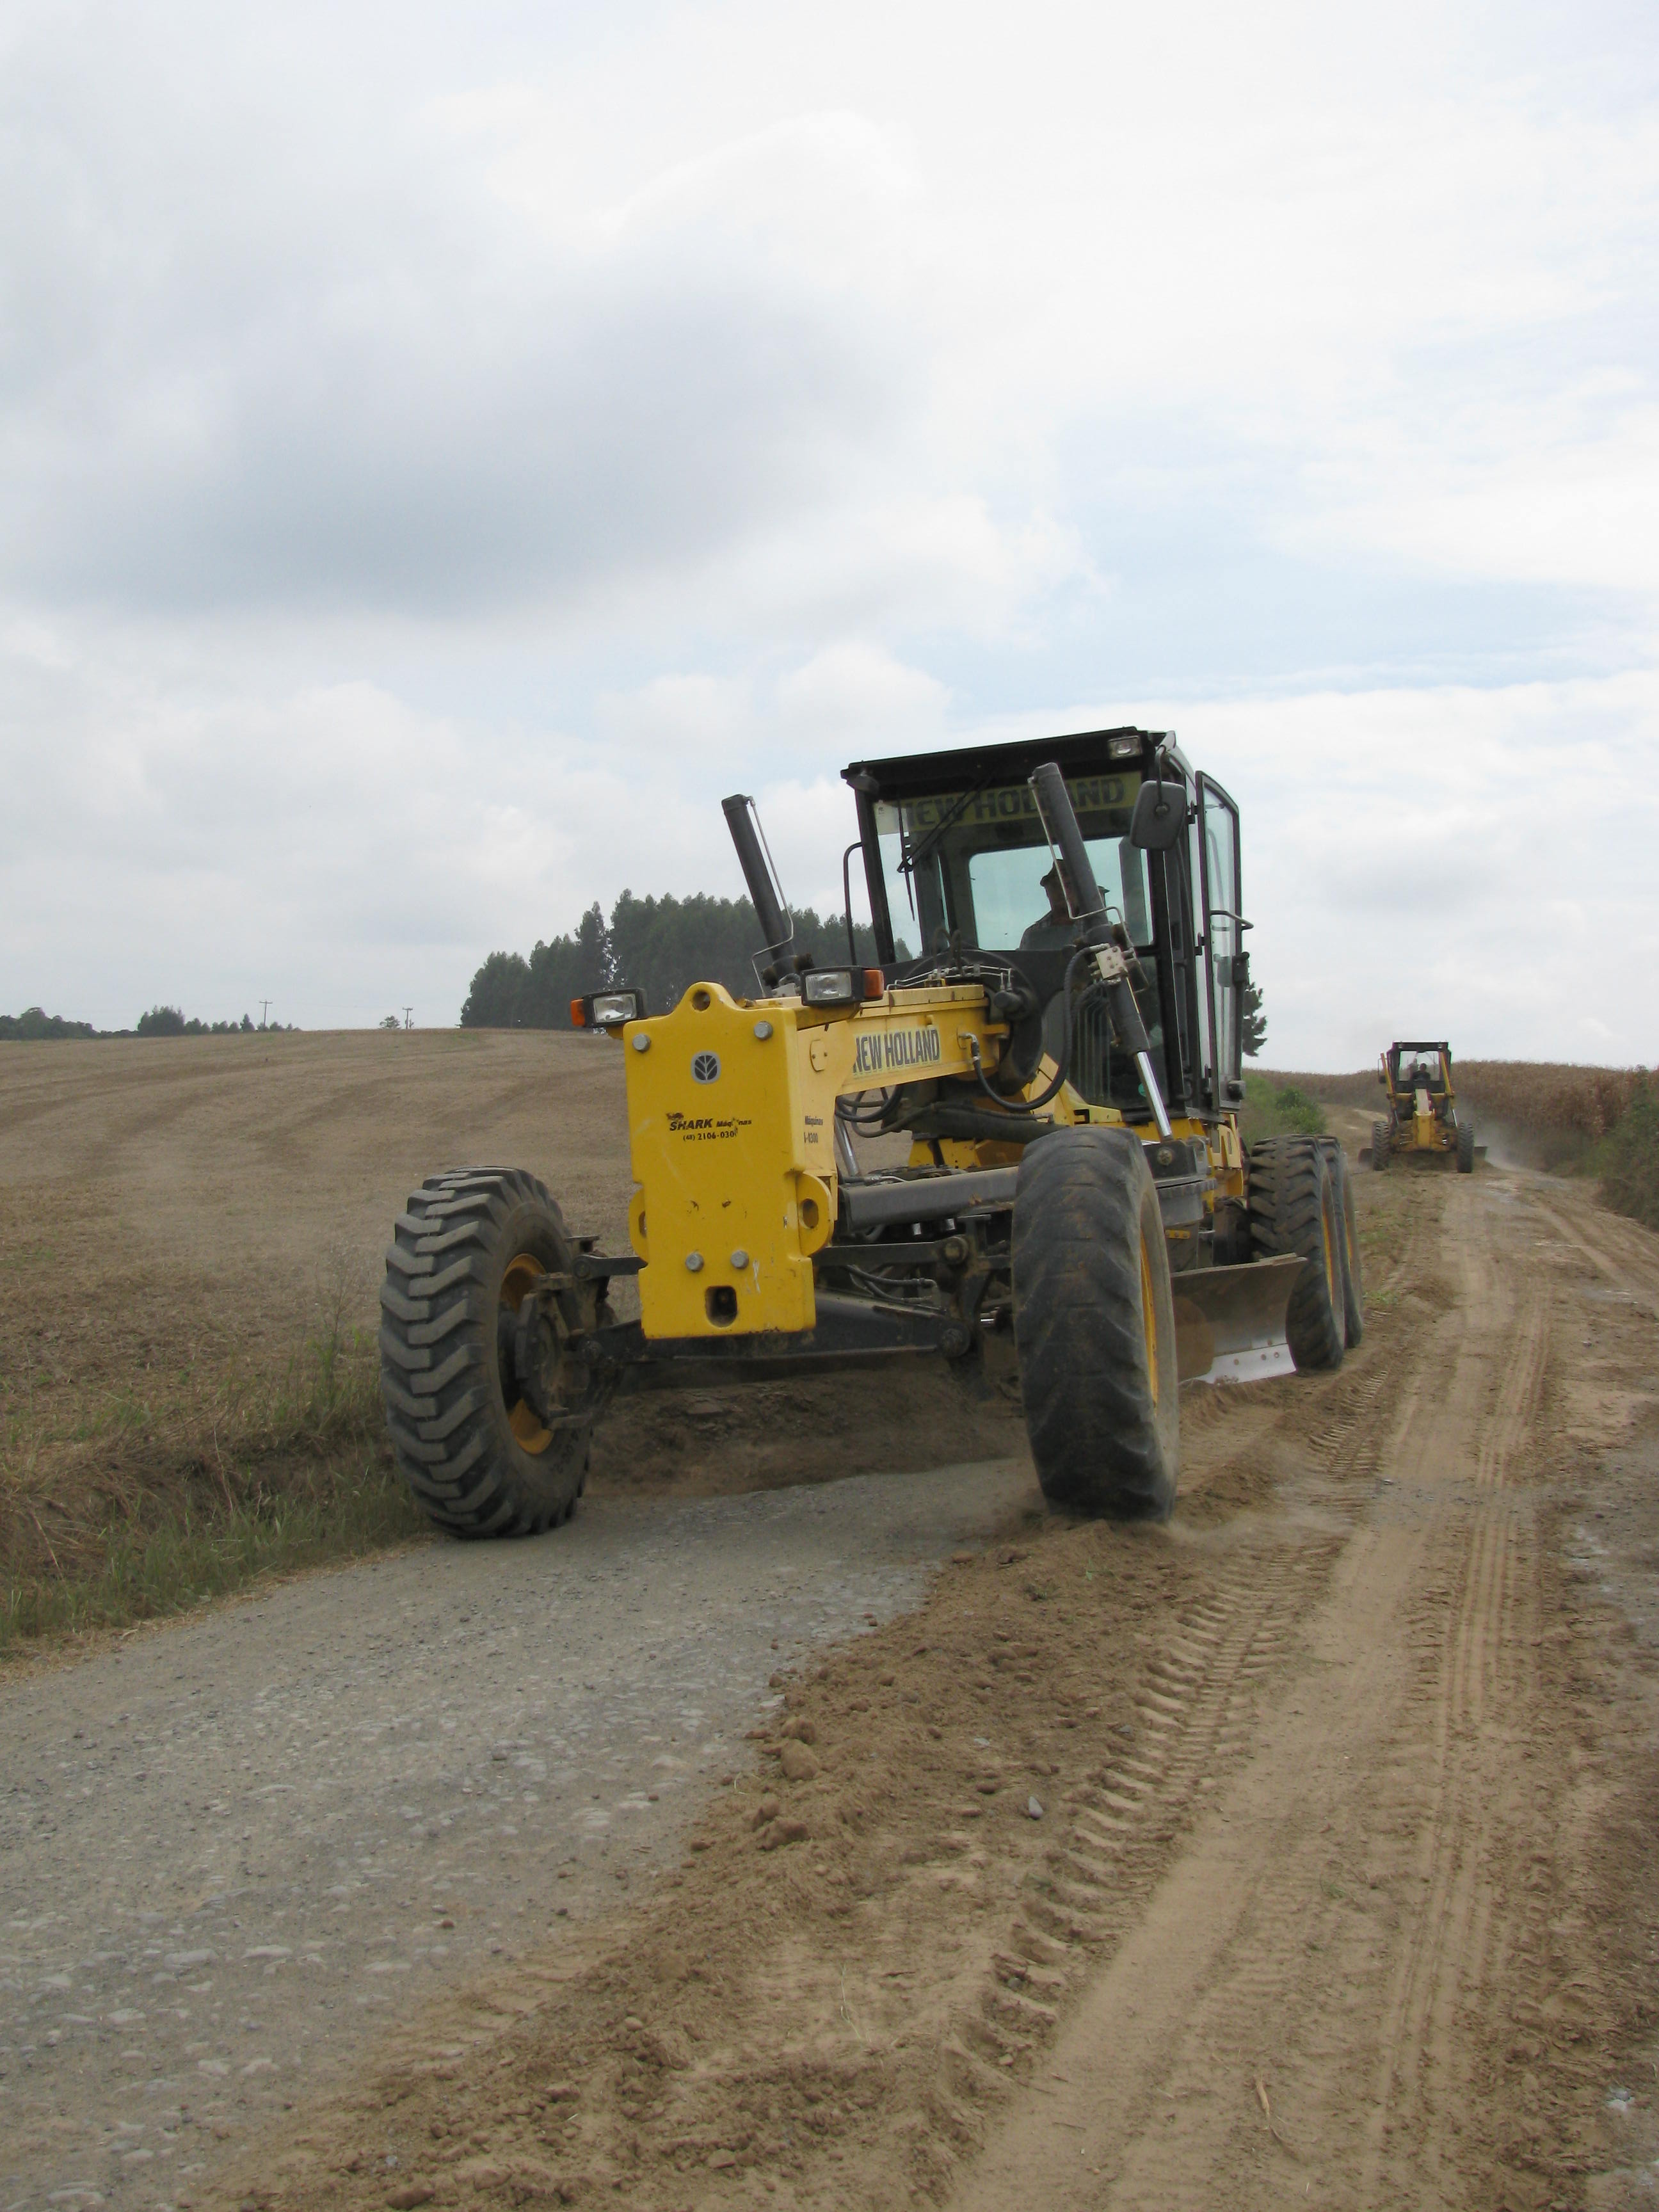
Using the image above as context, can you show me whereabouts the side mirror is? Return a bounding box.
[1129,778,1187,851]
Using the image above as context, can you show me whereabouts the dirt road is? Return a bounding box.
[3,1045,1657,2211]
[203,1159,1655,2212]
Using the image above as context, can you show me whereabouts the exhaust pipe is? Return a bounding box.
[722,794,799,989]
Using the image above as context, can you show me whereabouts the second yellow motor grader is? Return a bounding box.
[380,728,1364,1534]
[1370,1041,1479,1173]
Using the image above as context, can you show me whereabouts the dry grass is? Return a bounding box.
[0,1242,426,1655]
[1454,1061,1649,1157]
[1594,1077,1659,1231]
[0,1028,639,1656]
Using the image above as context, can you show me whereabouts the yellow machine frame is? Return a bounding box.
[376,725,1355,1546]
[623,979,1244,1343]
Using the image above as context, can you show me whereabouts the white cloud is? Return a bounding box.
[1105,671,1659,1066]
[1288,406,1659,595]
[0,0,1655,1061]
[775,643,949,747]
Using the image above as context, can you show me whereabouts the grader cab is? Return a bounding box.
[1371,1041,1478,1173]
[379,727,1365,1537]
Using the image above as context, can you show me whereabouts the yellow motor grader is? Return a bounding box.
[380,728,1365,1535]
[1370,1041,1478,1173]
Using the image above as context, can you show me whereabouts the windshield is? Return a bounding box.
[1395,1050,1448,1088]
[874,771,1149,958]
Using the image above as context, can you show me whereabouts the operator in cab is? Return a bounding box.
[1020,865,1076,951]
[1017,862,1164,1112]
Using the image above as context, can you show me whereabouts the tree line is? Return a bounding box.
[460,890,1270,1046]
[0,1006,296,1040]
[461,891,897,1029]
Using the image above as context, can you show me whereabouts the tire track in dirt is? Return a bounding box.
[1356,1182,1550,2204]
[990,1189,1447,2092]
[1524,1190,1659,1318]
[949,1171,1561,2212]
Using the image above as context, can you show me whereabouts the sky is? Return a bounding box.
[1,0,1656,1065]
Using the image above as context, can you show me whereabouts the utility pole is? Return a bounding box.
[260,999,271,1029]
[403,1006,413,1030]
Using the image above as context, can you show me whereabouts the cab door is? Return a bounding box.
[1196,776,1246,1109]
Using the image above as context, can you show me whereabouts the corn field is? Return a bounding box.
[1262,1059,1653,1148]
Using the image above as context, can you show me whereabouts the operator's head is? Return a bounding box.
[1040,863,1069,919]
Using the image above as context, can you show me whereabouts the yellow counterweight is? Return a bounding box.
[622,981,1007,1338]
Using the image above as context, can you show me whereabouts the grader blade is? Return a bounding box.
[1171,1254,1303,1384]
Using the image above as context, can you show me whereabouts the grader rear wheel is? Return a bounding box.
[379,1167,603,1536]
[1012,1126,1180,1520]
[1457,1122,1476,1174]
[1248,1137,1346,1372]
[1371,1119,1392,1171]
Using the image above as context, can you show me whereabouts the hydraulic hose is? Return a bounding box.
[1027,760,1174,1139]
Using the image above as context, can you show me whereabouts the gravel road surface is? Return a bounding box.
[1,1458,1034,2211]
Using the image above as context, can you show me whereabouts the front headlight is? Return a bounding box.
[571,988,647,1029]
[802,969,856,1006]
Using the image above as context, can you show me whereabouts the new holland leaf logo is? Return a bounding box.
[691,1052,721,1084]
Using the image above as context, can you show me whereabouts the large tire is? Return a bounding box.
[1247,1137,1345,1372]
[1456,1122,1475,1174]
[380,1167,602,1537]
[1324,1141,1365,1348]
[1012,1126,1180,1519]
[1370,1119,1391,1171]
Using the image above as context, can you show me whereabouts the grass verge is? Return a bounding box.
[0,1246,428,1659]
[1592,1076,1659,1232]
[1238,1074,1327,1150]
[0,1450,426,1654]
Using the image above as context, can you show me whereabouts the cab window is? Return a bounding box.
[1197,776,1243,1104]
[873,773,1149,955]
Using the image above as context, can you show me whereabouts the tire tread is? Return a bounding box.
[1013,1128,1179,1519]
[378,1167,592,1537]
[1247,1137,1345,1370]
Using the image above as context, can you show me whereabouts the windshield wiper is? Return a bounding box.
[898,774,994,881]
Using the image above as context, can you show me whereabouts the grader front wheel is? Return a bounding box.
[1326,1142,1365,1349]
[379,1167,602,1537]
[1012,1127,1180,1520]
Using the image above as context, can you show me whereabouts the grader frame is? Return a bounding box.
[1370,1040,1479,1173]
[380,728,1365,1535]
